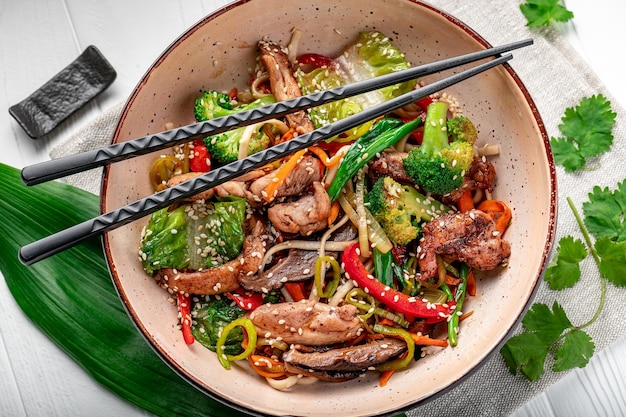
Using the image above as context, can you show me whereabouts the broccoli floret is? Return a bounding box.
[369,176,453,245]
[204,127,272,164]
[402,101,476,195]
[194,91,234,122]
[194,92,276,163]
[447,115,478,144]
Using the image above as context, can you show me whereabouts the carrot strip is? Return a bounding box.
[411,333,449,348]
[247,354,286,378]
[379,369,395,387]
[466,268,476,297]
[279,128,296,143]
[459,310,474,321]
[327,200,340,226]
[477,199,512,235]
[263,149,307,202]
[457,190,474,212]
[445,274,461,286]
[284,282,307,301]
[378,317,395,327]
[308,146,344,167]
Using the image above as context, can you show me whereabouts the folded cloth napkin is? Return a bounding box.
[51,1,626,416]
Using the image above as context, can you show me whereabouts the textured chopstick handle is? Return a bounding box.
[19,54,513,266]
[20,39,531,186]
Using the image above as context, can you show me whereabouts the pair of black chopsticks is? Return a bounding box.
[18,38,533,265]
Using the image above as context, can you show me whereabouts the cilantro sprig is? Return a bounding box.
[551,95,617,172]
[520,0,574,27]
[501,181,626,381]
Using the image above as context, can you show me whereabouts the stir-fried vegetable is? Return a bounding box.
[342,242,456,321]
[403,101,476,195]
[297,31,417,135]
[139,197,246,274]
[192,296,247,355]
[327,117,422,201]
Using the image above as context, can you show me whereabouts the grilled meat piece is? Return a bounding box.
[368,150,413,184]
[239,248,318,293]
[267,181,331,236]
[166,169,266,205]
[283,338,407,375]
[249,300,363,346]
[445,156,497,203]
[418,209,511,279]
[258,40,315,135]
[249,154,324,201]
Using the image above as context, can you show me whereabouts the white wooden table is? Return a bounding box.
[1,1,624,416]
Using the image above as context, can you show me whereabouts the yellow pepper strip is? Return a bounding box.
[314,255,341,298]
[373,323,415,372]
[216,318,257,369]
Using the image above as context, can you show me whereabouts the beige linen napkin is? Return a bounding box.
[51,1,626,416]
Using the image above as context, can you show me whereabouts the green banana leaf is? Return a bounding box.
[0,163,247,417]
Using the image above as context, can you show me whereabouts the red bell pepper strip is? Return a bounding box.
[297,53,335,68]
[342,242,455,321]
[177,293,195,345]
[189,143,211,172]
[226,288,264,311]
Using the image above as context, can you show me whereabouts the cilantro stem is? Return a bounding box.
[566,197,606,330]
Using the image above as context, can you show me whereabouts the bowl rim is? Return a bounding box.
[101,0,558,415]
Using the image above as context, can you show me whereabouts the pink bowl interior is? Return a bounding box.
[102,1,557,415]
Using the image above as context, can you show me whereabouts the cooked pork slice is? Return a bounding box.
[167,169,267,204]
[239,248,318,293]
[283,338,407,372]
[445,156,497,203]
[418,209,511,279]
[267,181,331,236]
[155,215,272,295]
[258,40,315,135]
[249,300,363,346]
[368,150,413,184]
[249,154,324,201]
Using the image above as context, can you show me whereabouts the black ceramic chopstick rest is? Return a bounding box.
[9,45,116,139]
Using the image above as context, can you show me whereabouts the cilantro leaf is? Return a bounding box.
[550,137,586,171]
[551,95,616,172]
[583,180,626,242]
[520,0,574,27]
[544,236,587,290]
[522,301,571,343]
[500,332,549,381]
[553,329,594,372]
[595,238,626,286]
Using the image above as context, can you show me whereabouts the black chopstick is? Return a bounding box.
[19,53,514,265]
[20,39,532,186]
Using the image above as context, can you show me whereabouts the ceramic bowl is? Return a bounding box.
[102,0,557,415]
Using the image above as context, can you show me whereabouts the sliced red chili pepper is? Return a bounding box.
[316,139,354,155]
[177,293,195,345]
[415,96,434,111]
[228,87,238,101]
[297,53,335,68]
[226,288,264,311]
[189,144,211,172]
[342,242,455,321]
